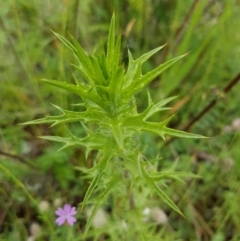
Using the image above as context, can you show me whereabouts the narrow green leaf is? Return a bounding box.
[136,45,166,65]
[52,31,76,52]
[155,96,178,107]
[124,52,143,88]
[124,50,136,87]
[21,104,88,127]
[53,31,96,87]
[20,117,59,126]
[70,35,92,68]
[69,36,96,87]
[107,14,116,75]
[71,64,93,86]
[109,68,124,102]
[90,56,107,86]
[151,171,202,181]
[41,78,88,96]
[112,35,121,73]
[93,40,108,80]
[163,127,207,139]
[39,136,78,151]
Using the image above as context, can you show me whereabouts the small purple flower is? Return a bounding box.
[55,204,77,226]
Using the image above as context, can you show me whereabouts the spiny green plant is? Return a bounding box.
[23,14,206,237]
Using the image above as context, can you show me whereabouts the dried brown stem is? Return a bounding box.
[161,0,200,61]
[0,150,37,169]
[165,72,240,145]
[183,72,240,132]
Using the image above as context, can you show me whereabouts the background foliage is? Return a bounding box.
[1,0,240,240]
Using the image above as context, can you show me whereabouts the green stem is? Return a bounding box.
[0,163,54,232]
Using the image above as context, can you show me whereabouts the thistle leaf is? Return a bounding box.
[124,51,142,88]
[52,31,76,52]
[151,171,201,182]
[83,176,119,238]
[124,46,165,88]
[136,45,166,65]
[163,127,208,139]
[81,153,110,210]
[70,36,93,79]
[143,96,178,121]
[111,119,123,149]
[112,35,121,73]
[41,79,104,108]
[90,55,107,86]
[123,115,174,137]
[138,159,184,216]
[125,54,187,97]
[39,134,104,152]
[107,14,116,76]
[21,103,110,127]
[109,68,124,102]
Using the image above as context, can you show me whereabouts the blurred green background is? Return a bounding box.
[0,0,240,240]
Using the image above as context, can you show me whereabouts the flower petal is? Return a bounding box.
[55,207,65,216]
[69,207,77,216]
[56,216,66,226]
[66,216,76,226]
[64,204,71,213]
